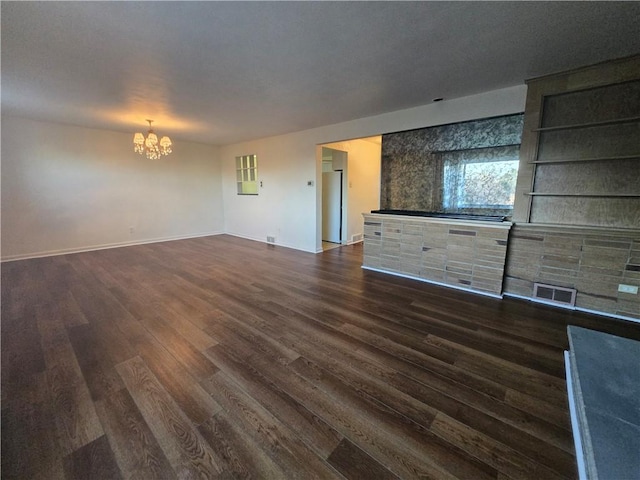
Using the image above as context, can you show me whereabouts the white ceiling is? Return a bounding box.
[2,2,639,146]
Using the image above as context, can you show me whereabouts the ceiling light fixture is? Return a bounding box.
[133,119,172,160]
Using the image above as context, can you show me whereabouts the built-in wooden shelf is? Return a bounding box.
[525,192,640,198]
[532,115,640,132]
[528,154,640,165]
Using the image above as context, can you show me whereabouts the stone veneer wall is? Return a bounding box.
[363,214,511,296]
[380,113,523,213]
[504,226,640,321]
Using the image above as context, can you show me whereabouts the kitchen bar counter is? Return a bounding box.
[362,212,512,297]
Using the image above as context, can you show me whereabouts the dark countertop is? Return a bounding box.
[567,326,640,479]
[370,210,507,222]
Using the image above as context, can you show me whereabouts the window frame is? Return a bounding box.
[442,147,520,214]
[236,154,258,195]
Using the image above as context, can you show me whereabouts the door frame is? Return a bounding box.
[319,146,348,249]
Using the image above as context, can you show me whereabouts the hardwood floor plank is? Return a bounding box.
[67,324,126,401]
[1,314,47,401]
[340,322,508,400]
[45,361,104,457]
[4,236,640,479]
[204,311,300,366]
[128,332,222,426]
[504,388,571,429]
[52,291,89,328]
[299,276,564,376]
[63,434,123,480]
[155,308,219,352]
[36,305,104,456]
[1,372,65,480]
[327,438,401,480]
[204,330,467,480]
[390,367,574,455]
[201,370,344,479]
[428,334,568,400]
[407,293,560,339]
[1,267,31,319]
[276,309,572,454]
[281,321,573,468]
[116,356,224,479]
[277,328,439,434]
[106,282,164,321]
[289,355,498,480]
[203,341,343,458]
[94,388,176,479]
[454,355,568,405]
[430,413,570,480]
[371,301,566,377]
[68,275,140,334]
[138,314,219,382]
[198,412,290,479]
[362,295,566,375]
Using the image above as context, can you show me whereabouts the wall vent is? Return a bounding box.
[266,236,276,244]
[351,233,363,243]
[533,283,577,307]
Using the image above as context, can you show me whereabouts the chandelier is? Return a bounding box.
[133,119,172,160]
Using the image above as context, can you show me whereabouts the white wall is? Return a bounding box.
[322,137,381,244]
[220,133,319,250]
[220,84,527,253]
[1,115,223,260]
[1,85,526,260]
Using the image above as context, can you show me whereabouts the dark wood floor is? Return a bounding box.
[3,235,640,479]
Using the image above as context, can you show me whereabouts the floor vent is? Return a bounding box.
[533,283,577,307]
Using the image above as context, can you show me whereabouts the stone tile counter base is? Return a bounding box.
[363,213,512,297]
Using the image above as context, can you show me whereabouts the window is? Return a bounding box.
[236,154,258,195]
[442,146,519,214]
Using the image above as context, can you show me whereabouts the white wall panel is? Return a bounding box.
[1,116,223,260]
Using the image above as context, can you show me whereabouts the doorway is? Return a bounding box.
[321,147,347,250]
[316,136,382,253]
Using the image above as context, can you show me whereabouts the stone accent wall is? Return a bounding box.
[504,225,640,320]
[380,114,523,214]
[363,214,511,296]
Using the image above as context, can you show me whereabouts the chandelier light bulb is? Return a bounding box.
[159,136,172,155]
[133,119,173,159]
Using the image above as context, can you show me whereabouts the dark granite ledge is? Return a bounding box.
[567,326,640,480]
[370,210,507,222]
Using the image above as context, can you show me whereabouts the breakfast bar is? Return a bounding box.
[362,211,513,297]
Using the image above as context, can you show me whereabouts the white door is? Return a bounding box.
[322,171,342,243]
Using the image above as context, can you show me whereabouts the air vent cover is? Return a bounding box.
[533,283,577,307]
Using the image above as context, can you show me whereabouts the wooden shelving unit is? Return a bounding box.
[522,75,640,227]
[511,57,640,226]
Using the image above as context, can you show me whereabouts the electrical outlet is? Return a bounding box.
[266,236,275,244]
[618,284,639,294]
[129,226,135,234]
